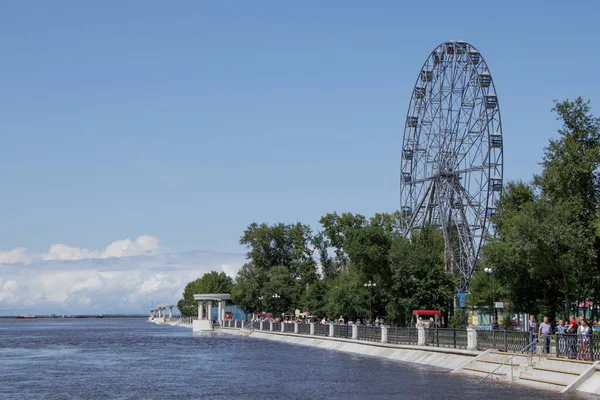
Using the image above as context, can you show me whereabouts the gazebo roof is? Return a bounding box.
[193,294,231,301]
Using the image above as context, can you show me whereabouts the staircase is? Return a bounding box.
[453,350,596,392]
[453,350,527,382]
[516,356,593,391]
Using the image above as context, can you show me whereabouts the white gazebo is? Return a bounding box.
[192,294,231,331]
[148,304,174,323]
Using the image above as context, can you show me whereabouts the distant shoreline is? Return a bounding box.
[0,315,152,319]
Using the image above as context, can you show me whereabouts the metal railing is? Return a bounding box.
[314,324,329,337]
[333,325,351,339]
[428,328,468,349]
[476,330,529,352]
[298,324,311,335]
[284,323,295,333]
[357,326,381,342]
[252,321,261,330]
[480,337,540,383]
[556,333,600,361]
[272,322,281,332]
[387,327,417,345]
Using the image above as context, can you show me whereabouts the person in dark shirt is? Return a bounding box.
[528,315,538,353]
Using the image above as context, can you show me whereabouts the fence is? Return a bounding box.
[476,330,529,352]
[556,334,600,361]
[428,328,468,349]
[314,324,329,337]
[333,325,352,339]
[298,323,311,335]
[387,327,417,345]
[356,326,381,342]
[175,318,600,359]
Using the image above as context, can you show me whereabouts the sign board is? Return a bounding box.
[494,302,504,309]
[456,291,469,308]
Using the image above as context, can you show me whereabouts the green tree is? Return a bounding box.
[538,98,600,318]
[483,99,600,319]
[177,271,233,317]
[230,263,261,313]
[323,270,369,320]
[483,182,585,317]
[262,265,296,315]
[313,212,366,279]
[233,221,318,314]
[468,270,509,310]
[388,228,456,325]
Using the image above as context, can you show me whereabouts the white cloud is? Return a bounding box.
[0,235,162,264]
[42,234,161,261]
[0,247,33,264]
[0,237,245,315]
[43,244,101,261]
[102,235,160,258]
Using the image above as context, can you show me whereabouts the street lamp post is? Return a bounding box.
[272,293,281,316]
[296,276,309,293]
[484,268,497,328]
[363,281,376,323]
[257,296,264,320]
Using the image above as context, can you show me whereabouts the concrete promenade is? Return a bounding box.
[157,319,600,396]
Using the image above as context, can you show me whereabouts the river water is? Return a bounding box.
[0,318,584,399]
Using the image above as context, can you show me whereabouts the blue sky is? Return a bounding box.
[0,1,599,313]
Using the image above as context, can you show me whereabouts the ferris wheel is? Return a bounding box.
[399,41,503,292]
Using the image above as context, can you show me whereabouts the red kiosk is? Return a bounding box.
[413,310,442,327]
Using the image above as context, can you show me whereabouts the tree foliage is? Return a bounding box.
[388,228,456,325]
[177,271,233,317]
[479,98,600,320]
[178,97,600,325]
[231,222,317,314]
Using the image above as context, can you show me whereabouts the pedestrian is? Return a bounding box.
[428,317,437,345]
[556,319,566,356]
[538,317,552,355]
[566,315,578,359]
[528,315,538,353]
[578,319,592,360]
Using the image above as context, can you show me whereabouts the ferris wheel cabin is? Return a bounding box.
[401,206,412,218]
[479,72,491,88]
[414,86,426,99]
[491,176,502,191]
[402,171,412,182]
[455,41,467,54]
[469,51,480,65]
[484,94,498,109]
[402,148,413,160]
[490,132,502,148]
[407,116,418,127]
[421,70,433,82]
